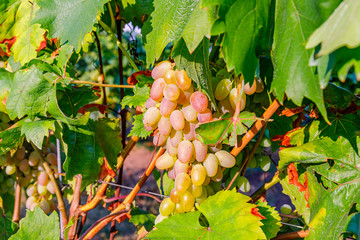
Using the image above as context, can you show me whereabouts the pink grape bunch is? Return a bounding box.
[142,61,244,224]
[0,143,59,214]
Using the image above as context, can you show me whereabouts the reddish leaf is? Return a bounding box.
[0,37,16,57]
[272,127,303,147]
[127,70,152,85]
[278,106,305,117]
[36,33,47,51]
[77,103,107,115]
[287,163,309,207]
[251,208,266,220]
[292,113,306,128]
[99,157,116,180]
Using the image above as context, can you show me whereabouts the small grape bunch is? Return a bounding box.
[0,142,59,213]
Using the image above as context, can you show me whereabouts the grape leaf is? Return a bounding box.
[278,136,360,240]
[0,125,24,156]
[256,200,281,239]
[21,119,55,149]
[33,0,109,51]
[6,66,54,120]
[122,0,154,28]
[202,0,271,83]
[147,190,266,239]
[129,207,156,232]
[172,37,216,108]
[128,114,151,139]
[144,0,216,65]
[0,196,18,240]
[153,169,174,196]
[63,118,122,188]
[121,84,150,109]
[0,68,12,102]
[271,0,327,121]
[9,206,60,240]
[306,0,360,56]
[323,82,359,110]
[121,0,135,8]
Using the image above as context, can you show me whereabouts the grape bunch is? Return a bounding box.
[142,62,255,223]
[0,143,59,213]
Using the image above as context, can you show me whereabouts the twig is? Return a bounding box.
[103,193,162,203]
[93,31,108,117]
[12,176,21,223]
[273,229,310,240]
[98,19,139,72]
[81,148,165,239]
[250,173,280,202]
[76,193,92,239]
[31,143,68,231]
[80,136,139,213]
[67,175,82,240]
[70,80,134,89]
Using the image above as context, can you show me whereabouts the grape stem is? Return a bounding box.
[67,175,82,240]
[103,193,162,203]
[12,175,21,223]
[70,80,134,89]
[273,229,310,240]
[80,148,166,239]
[30,143,68,231]
[79,136,139,213]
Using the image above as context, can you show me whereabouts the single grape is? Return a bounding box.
[215,150,235,168]
[169,130,183,147]
[219,97,235,115]
[191,164,207,186]
[164,69,176,84]
[159,197,176,216]
[28,151,40,167]
[46,181,56,194]
[203,175,210,185]
[177,84,194,105]
[145,97,158,109]
[238,176,250,192]
[211,168,223,182]
[280,204,293,215]
[255,77,264,93]
[160,98,177,117]
[204,185,215,196]
[170,188,181,203]
[143,107,161,126]
[144,124,156,131]
[195,187,208,204]
[260,137,272,147]
[193,140,207,162]
[26,184,37,197]
[15,146,26,160]
[244,78,257,95]
[259,155,271,172]
[170,110,185,131]
[30,202,40,211]
[6,155,14,165]
[163,84,180,101]
[0,184,8,194]
[183,121,196,141]
[197,108,212,123]
[168,167,175,179]
[155,152,176,170]
[31,169,38,178]
[175,69,191,90]
[19,159,30,173]
[173,160,188,176]
[189,184,202,198]
[150,78,165,101]
[46,153,57,166]
[49,142,57,154]
[215,79,232,100]
[180,191,195,212]
[175,172,191,193]
[39,199,51,214]
[203,153,219,177]
[247,155,258,168]
[153,131,168,146]
[37,184,48,196]
[151,61,173,80]
[182,104,197,122]
[26,196,37,210]
[48,199,56,212]
[177,140,194,163]
[38,171,49,186]
[166,138,178,156]
[154,214,168,225]
[174,203,185,213]
[190,91,208,113]
[6,178,14,187]
[229,88,246,111]
[5,164,16,175]
[158,117,172,136]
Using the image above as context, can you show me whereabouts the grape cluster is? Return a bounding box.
[0,143,59,213]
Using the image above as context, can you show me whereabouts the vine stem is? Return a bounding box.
[98,19,140,72]
[31,143,68,231]
[70,80,134,89]
[67,175,82,240]
[250,173,280,202]
[79,136,139,213]
[81,148,166,239]
[273,229,310,240]
[12,175,21,223]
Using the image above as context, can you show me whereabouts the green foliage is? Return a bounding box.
[144,0,216,65]
[20,119,55,149]
[147,190,266,239]
[0,196,18,240]
[128,114,151,139]
[129,207,156,232]
[33,0,109,51]
[153,169,174,196]
[0,126,24,156]
[256,200,281,239]
[9,206,60,240]
[121,84,150,109]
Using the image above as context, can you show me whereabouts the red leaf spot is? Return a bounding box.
[127,70,152,85]
[251,207,265,220]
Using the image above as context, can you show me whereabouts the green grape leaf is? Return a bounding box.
[0,68,13,111]
[6,66,54,120]
[21,119,55,149]
[172,37,216,108]
[203,0,271,83]
[271,0,327,121]
[33,0,109,51]
[0,196,18,240]
[278,136,360,240]
[144,0,216,65]
[147,190,266,239]
[306,0,360,56]
[256,200,281,239]
[9,206,60,240]
[323,82,360,110]
[0,125,24,156]
[121,84,150,109]
[153,169,174,196]
[121,0,136,8]
[122,0,154,28]
[63,118,122,188]
[129,207,156,232]
[128,114,151,139]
